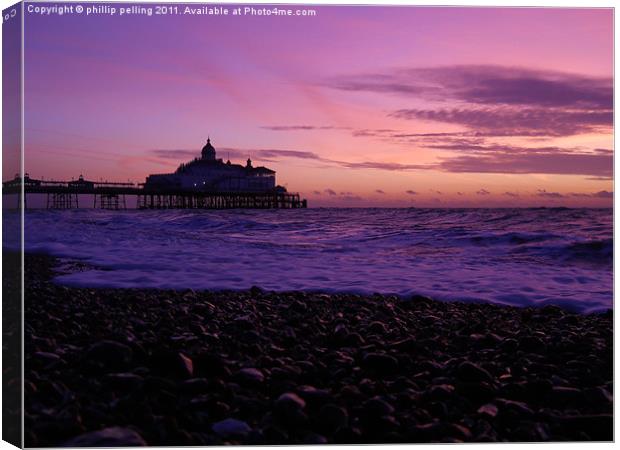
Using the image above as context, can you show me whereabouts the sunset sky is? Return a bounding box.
[16,4,613,206]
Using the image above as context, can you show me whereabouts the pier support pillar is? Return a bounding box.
[94,193,126,210]
[46,192,78,209]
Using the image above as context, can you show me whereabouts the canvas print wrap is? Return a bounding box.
[1,1,614,446]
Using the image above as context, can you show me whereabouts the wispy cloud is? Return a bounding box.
[218,147,323,160]
[319,65,613,180]
[537,189,565,198]
[476,189,491,195]
[592,190,613,199]
[319,188,363,202]
[570,190,613,199]
[261,125,351,131]
[390,107,611,137]
[328,65,611,108]
[150,147,327,164]
[338,161,429,171]
[351,129,399,138]
[328,65,612,138]
[375,189,386,194]
[405,190,418,195]
[151,149,202,160]
[340,195,363,201]
[436,147,612,177]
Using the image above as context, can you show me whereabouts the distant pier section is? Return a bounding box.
[2,139,307,210]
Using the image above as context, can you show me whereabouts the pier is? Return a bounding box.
[2,174,307,210]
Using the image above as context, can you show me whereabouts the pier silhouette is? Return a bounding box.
[2,174,307,210]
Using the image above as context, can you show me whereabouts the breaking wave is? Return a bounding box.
[4,207,613,313]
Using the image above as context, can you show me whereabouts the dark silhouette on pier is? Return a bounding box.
[3,174,306,210]
[2,139,307,210]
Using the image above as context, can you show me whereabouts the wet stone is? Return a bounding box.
[86,341,133,371]
[550,386,584,406]
[367,321,388,334]
[275,392,306,413]
[150,351,193,379]
[235,368,265,385]
[361,397,395,418]
[33,352,61,364]
[296,385,331,407]
[212,418,251,438]
[390,337,417,352]
[179,378,210,395]
[456,361,494,383]
[303,433,328,444]
[426,384,455,401]
[497,399,535,417]
[63,427,147,447]
[104,373,144,391]
[477,403,498,419]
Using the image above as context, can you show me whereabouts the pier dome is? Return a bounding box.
[201,138,216,160]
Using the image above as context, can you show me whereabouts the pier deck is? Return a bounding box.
[2,178,307,210]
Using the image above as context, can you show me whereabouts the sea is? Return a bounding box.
[4,208,613,313]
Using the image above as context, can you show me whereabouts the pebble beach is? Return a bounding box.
[16,252,613,446]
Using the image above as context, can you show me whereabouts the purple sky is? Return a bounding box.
[17,4,613,206]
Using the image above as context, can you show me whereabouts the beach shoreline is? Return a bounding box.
[16,251,613,445]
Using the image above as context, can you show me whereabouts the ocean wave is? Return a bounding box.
[5,207,613,313]
[467,231,561,246]
[562,238,613,264]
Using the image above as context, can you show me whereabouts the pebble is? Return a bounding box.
[63,427,147,446]
[33,352,61,364]
[212,418,251,438]
[180,378,210,394]
[367,321,388,334]
[86,340,133,370]
[236,368,265,384]
[477,403,498,418]
[275,392,306,412]
[361,353,399,375]
[456,361,494,383]
[426,384,455,401]
[104,373,144,391]
[550,386,584,406]
[362,397,395,418]
[296,385,331,406]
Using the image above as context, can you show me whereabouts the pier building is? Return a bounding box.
[145,138,277,193]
